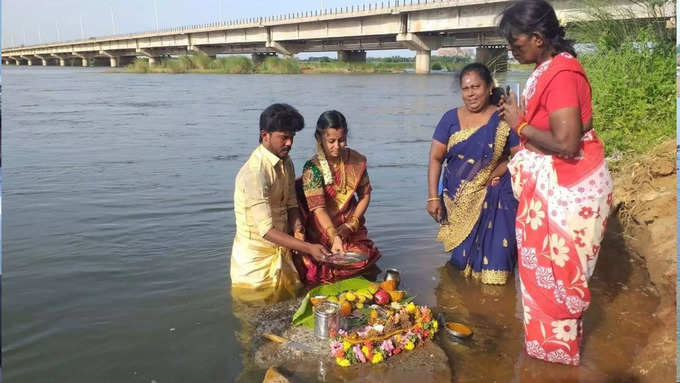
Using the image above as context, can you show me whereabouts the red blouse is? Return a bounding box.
[529,70,593,131]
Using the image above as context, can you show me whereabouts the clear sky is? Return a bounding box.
[1,0,419,57]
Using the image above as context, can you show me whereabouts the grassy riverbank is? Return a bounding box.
[573,0,675,160]
[124,54,475,74]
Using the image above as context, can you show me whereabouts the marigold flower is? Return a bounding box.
[343,340,351,351]
[371,353,384,364]
[404,341,415,351]
[336,357,351,367]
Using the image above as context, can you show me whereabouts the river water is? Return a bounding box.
[2,66,661,382]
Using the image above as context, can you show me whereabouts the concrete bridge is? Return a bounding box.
[1,0,670,73]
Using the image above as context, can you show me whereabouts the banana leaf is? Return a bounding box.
[291,276,373,329]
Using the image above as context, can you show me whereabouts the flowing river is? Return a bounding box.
[2,66,660,382]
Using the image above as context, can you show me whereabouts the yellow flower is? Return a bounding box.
[371,353,384,364]
[406,303,417,313]
[432,320,438,331]
[336,357,351,367]
[404,341,415,351]
[362,345,370,357]
[343,340,351,351]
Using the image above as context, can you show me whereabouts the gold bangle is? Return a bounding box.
[427,197,440,203]
[516,122,529,136]
[346,216,360,232]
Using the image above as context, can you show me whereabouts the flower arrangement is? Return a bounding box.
[329,304,439,367]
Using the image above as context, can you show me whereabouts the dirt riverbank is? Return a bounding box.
[612,140,677,381]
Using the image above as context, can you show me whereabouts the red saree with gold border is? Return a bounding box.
[294,148,381,285]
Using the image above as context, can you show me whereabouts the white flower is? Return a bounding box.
[551,319,578,342]
[549,233,569,267]
[535,266,556,289]
[525,340,546,359]
[525,199,545,230]
[547,349,573,365]
[566,296,587,315]
[553,280,567,304]
[523,305,532,325]
[521,247,538,270]
[515,228,523,248]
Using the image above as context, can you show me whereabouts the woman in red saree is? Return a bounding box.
[294,110,381,285]
[499,0,613,366]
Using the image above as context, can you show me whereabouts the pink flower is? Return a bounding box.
[380,340,394,355]
[338,329,348,337]
[353,345,366,363]
[330,340,343,354]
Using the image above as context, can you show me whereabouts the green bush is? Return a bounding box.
[210,56,254,73]
[581,37,675,157]
[126,58,150,73]
[571,0,675,157]
[257,57,302,74]
[431,62,443,70]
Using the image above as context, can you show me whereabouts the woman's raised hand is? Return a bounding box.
[499,90,524,129]
[426,199,444,224]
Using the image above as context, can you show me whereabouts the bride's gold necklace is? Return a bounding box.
[328,151,347,194]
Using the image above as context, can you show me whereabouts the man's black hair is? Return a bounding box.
[259,103,305,143]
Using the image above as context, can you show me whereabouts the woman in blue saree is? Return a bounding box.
[427,63,520,285]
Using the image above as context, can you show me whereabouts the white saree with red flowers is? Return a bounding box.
[508,53,614,366]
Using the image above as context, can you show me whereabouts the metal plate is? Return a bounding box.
[323,252,368,265]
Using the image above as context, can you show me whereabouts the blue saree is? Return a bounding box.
[433,109,519,284]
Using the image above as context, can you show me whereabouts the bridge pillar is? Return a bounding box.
[252,52,277,65]
[109,57,118,67]
[59,59,66,66]
[415,50,431,74]
[337,50,366,63]
[476,47,508,73]
[81,58,88,67]
[148,56,160,65]
[42,59,48,66]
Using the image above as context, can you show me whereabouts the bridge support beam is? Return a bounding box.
[21,56,35,66]
[73,53,92,67]
[415,50,431,75]
[252,52,277,65]
[35,55,49,66]
[397,32,440,74]
[476,47,508,73]
[265,41,299,59]
[137,49,162,66]
[99,50,121,67]
[337,50,366,63]
[188,46,217,60]
[51,54,67,66]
